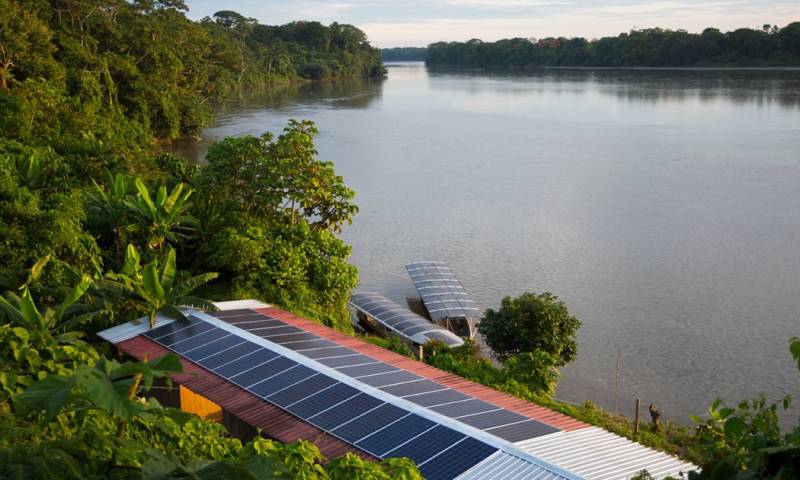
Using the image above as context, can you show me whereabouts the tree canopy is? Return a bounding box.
[426,22,800,69]
[478,291,581,366]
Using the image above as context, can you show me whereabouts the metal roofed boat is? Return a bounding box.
[349,292,464,348]
[405,261,480,338]
[98,301,698,480]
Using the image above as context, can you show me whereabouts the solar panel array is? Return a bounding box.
[141,308,561,479]
[349,292,463,346]
[405,262,481,323]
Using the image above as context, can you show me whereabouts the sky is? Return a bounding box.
[184,1,799,48]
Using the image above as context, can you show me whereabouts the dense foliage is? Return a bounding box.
[0,2,390,476]
[427,22,800,68]
[381,47,428,62]
[0,1,383,147]
[479,291,581,366]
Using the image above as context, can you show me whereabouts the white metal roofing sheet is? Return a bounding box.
[515,427,697,480]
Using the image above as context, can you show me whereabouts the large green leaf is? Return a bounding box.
[171,272,219,300]
[160,249,177,290]
[143,262,165,300]
[0,294,26,327]
[15,374,75,421]
[54,277,92,323]
[74,364,139,422]
[17,289,43,328]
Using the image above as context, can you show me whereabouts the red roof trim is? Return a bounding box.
[117,336,377,461]
[257,307,589,432]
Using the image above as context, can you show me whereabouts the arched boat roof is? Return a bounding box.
[405,261,481,323]
[349,292,464,347]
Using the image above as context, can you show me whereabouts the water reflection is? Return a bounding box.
[426,67,800,108]
[170,64,800,426]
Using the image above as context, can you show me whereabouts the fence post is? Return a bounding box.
[634,398,641,434]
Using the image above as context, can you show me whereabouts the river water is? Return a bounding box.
[170,62,800,424]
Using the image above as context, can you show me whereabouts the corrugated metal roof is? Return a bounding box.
[100,302,699,479]
[516,427,697,480]
[118,335,370,460]
[261,306,587,432]
[456,451,570,480]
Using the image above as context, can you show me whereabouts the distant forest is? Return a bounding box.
[382,47,428,61]
[426,22,800,68]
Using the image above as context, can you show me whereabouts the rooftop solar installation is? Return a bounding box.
[405,261,480,324]
[133,309,571,480]
[349,292,464,347]
[99,300,698,480]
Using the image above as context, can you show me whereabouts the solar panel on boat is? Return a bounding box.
[405,262,481,322]
[348,292,464,346]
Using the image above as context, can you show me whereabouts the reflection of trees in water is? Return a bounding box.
[218,77,384,112]
[428,68,800,108]
[164,78,385,163]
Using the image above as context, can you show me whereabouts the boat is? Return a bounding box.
[348,291,464,348]
[405,261,480,338]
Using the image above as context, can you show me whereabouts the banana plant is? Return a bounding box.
[0,274,94,332]
[104,245,218,328]
[124,179,198,251]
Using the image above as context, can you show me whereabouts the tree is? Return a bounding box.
[478,291,581,366]
[196,120,358,232]
[124,179,197,251]
[104,245,218,328]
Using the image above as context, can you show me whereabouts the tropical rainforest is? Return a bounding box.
[1,0,799,478]
[426,22,800,68]
[0,1,406,478]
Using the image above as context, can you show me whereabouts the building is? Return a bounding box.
[98,300,696,480]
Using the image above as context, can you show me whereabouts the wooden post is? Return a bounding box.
[418,345,424,361]
[613,348,621,414]
[634,398,641,434]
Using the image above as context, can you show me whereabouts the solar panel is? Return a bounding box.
[348,292,463,346]
[309,393,384,430]
[213,348,278,377]
[418,437,497,480]
[284,339,338,351]
[266,372,338,406]
[358,370,421,387]
[299,346,356,359]
[138,310,561,479]
[355,414,436,456]
[317,354,375,368]
[486,419,559,442]
[405,262,480,324]
[197,341,260,370]
[172,328,229,354]
[406,388,471,407]
[152,321,214,346]
[456,409,529,430]
[385,425,466,465]
[431,399,498,418]
[229,356,297,388]
[332,403,408,443]
[183,335,242,362]
[336,362,398,378]
[381,379,443,397]
[287,383,361,418]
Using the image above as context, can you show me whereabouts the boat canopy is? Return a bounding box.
[349,292,464,347]
[405,261,481,323]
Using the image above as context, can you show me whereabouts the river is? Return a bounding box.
[170,62,800,424]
